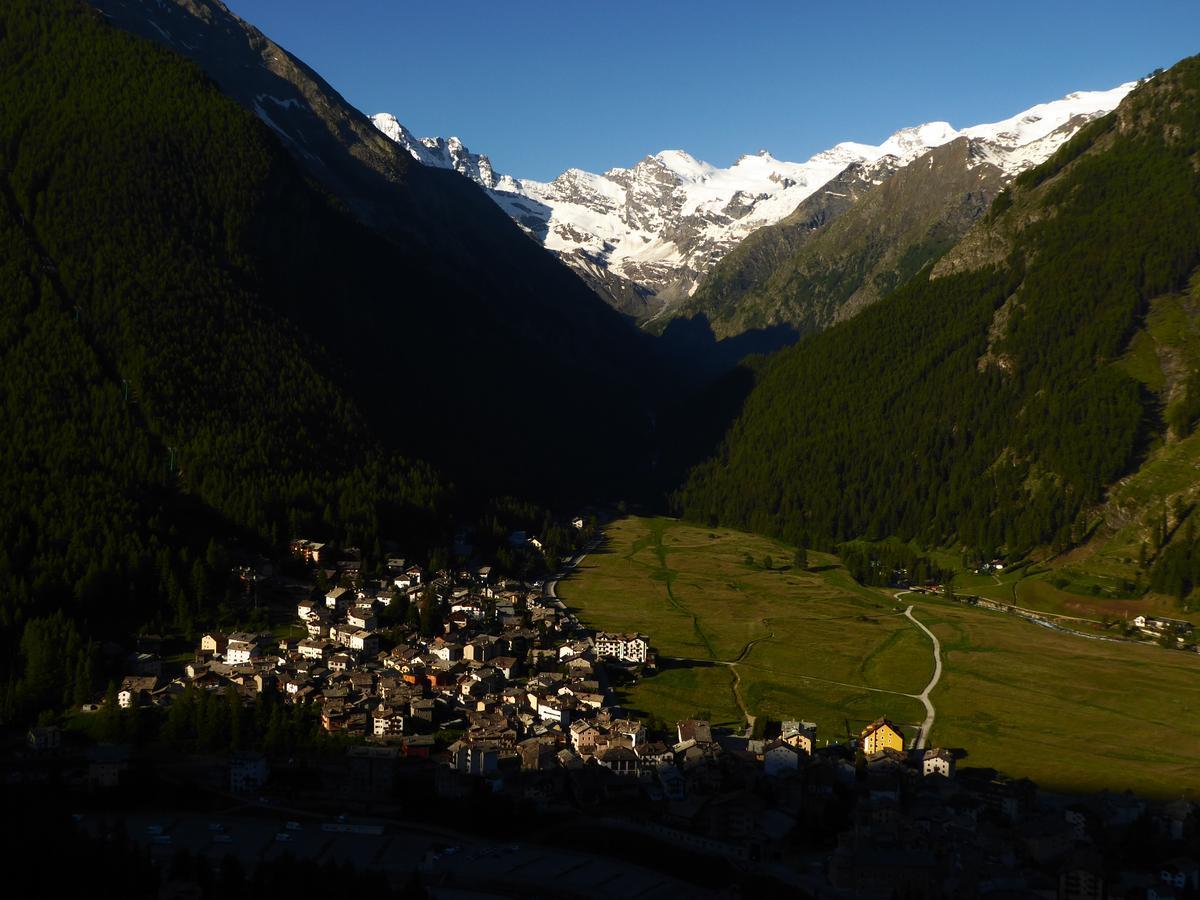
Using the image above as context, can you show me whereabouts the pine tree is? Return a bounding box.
[71,648,95,708]
[100,680,122,742]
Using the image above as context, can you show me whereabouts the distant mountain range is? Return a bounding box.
[373,84,1132,324]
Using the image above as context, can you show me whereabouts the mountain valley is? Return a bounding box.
[2,5,1199,889]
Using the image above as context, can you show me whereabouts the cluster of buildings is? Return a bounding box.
[428,708,1199,899]
[110,548,663,773]
[1133,614,1196,643]
[19,532,1198,898]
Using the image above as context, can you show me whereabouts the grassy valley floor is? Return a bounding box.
[558,517,1200,798]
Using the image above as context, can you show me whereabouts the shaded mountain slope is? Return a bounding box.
[665,155,904,336]
[0,0,457,679]
[87,0,663,497]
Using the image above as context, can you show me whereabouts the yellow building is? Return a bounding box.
[200,632,227,655]
[860,717,905,755]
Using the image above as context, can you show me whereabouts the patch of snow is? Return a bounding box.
[256,94,304,110]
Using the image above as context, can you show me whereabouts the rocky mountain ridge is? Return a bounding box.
[372,83,1134,322]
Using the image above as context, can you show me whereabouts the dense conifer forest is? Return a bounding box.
[0,0,468,718]
[677,56,1200,559]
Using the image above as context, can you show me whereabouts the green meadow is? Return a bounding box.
[558,517,1200,797]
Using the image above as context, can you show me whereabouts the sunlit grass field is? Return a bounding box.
[559,516,1200,797]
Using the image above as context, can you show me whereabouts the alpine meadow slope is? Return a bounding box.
[559,517,1200,797]
[677,57,1200,562]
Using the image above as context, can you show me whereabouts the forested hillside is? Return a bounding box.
[0,0,648,718]
[677,57,1200,561]
[87,0,662,497]
[0,0,455,709]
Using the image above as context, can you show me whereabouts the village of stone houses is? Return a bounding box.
[11,521,1200,900]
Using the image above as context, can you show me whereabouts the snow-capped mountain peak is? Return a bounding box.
[369,113,499,189]
[653,149,715,181]
[371,113,419,152]
[371,80,1135,320]
[877,121,960,159]
[962,82,1135,147]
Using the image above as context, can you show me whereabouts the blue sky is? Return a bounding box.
[227,0,1199,181]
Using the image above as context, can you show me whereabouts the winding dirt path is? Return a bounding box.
[900,600,943,749]
[732,621,775,663]
[728,666,755,736]
[727,621,778,733]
